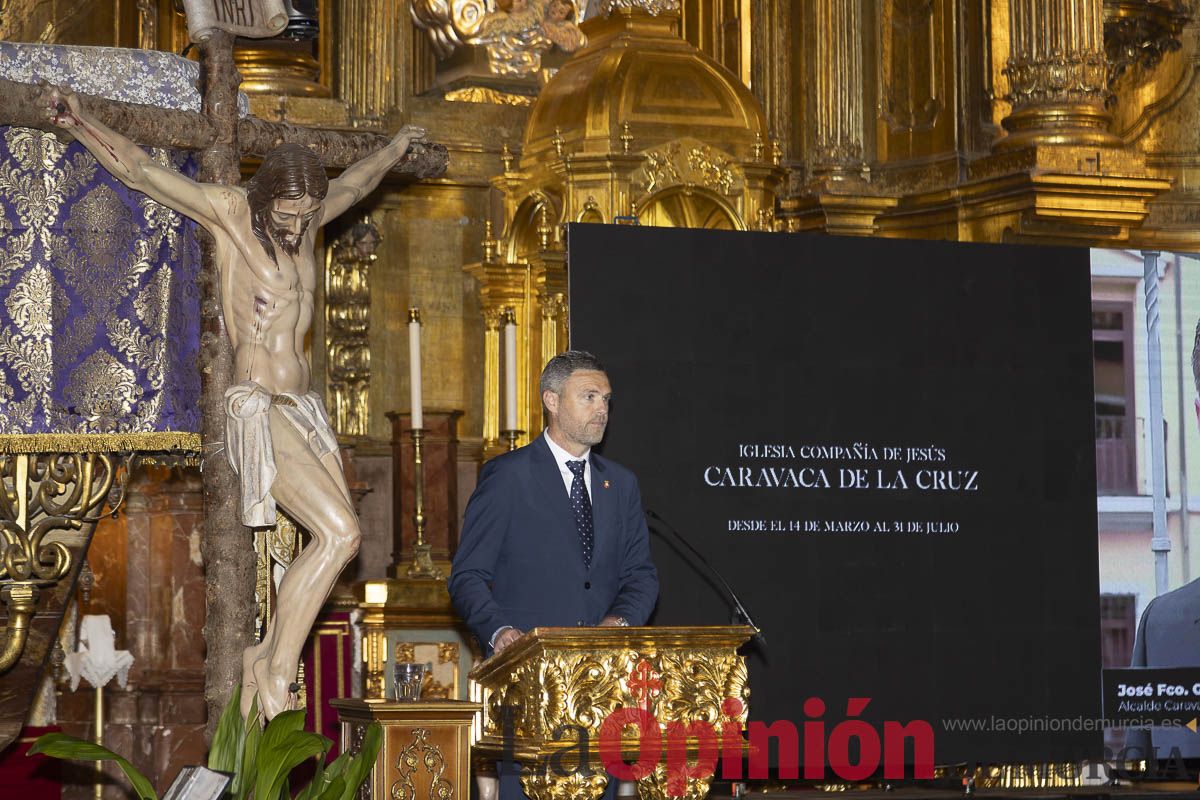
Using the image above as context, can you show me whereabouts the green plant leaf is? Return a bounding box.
[321,751,352,783]
[294,764,323,800]
[29,733,158,800]
[300,751,353,800]
[314,774,347,800]
[259,734,326,800]
[209,683,245,775]
[254,710,327,800]
[235,695,263,800]
[332,724,382,800]
[295,753,338,800]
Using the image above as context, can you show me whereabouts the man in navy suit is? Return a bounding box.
[1125,319,1200,761]
[449,350,658,800]
[450,349,658,653]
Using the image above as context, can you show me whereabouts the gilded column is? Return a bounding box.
[137,0,157,50]
[529,241,567,443]
[811,0,865,174]
[752,0,792,163]
[467,224,530,456]
[337,0,403,123]
[998,0,1118,149]
[540,293,567,370]
[531,251,567,372]
[362,619,388,700]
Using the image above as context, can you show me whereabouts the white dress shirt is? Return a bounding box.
[543,430,592,499]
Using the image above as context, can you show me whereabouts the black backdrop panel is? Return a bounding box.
[565,223,1101,766]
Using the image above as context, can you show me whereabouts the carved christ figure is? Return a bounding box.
[40,84,426,719]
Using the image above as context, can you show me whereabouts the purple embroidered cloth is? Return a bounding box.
[0,126,201,448]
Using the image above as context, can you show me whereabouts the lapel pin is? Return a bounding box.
[603,480,610,489]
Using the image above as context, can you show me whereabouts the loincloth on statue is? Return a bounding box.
[223,381,339,527]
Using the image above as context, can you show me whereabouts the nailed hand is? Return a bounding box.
[393,124,427,154]
[37,81,80,129]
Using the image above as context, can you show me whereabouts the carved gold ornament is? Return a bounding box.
[392,728,453,800]
[410,0,586,77]
[253,511,303,640]
[635,141,742,197]
[472,628,752,800]
[444,87,534,106]
[325,220,378,437]
[1104,0,1191,95]
[0,451,131,672]
[597,0,680,14]
[521,769,609,800]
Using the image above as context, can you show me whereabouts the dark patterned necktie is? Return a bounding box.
[566,460,594,568]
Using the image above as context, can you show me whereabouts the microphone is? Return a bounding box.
[644,508,766,647]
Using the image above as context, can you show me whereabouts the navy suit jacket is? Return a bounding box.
[449,434,659,654]
[1126,578,1200,758]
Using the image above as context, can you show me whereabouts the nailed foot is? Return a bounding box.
[241,642,297,720]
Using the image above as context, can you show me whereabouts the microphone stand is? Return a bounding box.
[645,508,767,648]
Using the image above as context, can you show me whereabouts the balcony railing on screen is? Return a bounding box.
[1095,414,1136,496]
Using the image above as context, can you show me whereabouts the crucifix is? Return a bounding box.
[1,28,446,730]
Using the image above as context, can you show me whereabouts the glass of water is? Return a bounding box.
[393,661,427,702]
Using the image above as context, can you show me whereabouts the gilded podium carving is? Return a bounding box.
[470,626,752,800]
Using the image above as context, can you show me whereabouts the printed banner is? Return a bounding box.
[181,0,288,42]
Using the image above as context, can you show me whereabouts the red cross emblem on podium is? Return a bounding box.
[627,659,662,711]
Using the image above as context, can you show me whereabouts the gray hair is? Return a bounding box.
[1193,317,1200,395]
[539,350,606,395]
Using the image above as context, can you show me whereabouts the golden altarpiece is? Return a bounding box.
[1,0,1199,794]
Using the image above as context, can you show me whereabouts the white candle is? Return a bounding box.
[409,308,423,430]
[504,310,518,431]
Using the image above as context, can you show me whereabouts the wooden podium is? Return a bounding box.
[330,698,481,800]
[470,625,754,800]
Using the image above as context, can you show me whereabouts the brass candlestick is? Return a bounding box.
[500,430,523,452]
[93,683,104,800]
[407,428,443,579]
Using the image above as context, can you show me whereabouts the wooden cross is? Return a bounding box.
[0,31,447,737]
